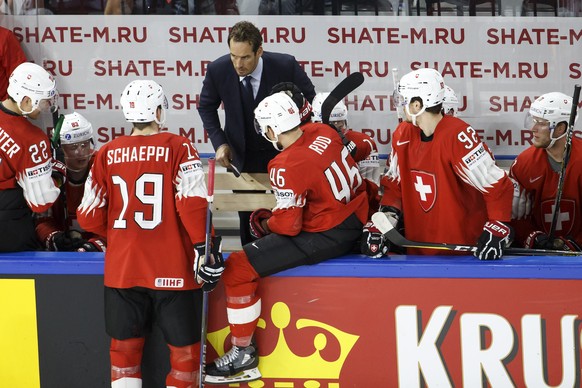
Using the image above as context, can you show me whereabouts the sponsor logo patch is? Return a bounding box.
[462,144,487,169]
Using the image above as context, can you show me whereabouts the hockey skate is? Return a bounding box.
[204,341,261,385]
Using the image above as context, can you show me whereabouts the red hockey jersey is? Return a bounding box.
[77,132,208,290]
[381,116,513,255]
[36,155,105,247]
[345,130,381,217]
[509,137,582,245]
[0,108,60,212]
[266,123,369,236]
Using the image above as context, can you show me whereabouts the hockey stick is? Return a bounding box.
[548,84,581,240]
[321,72,364,156]
[371,212,582,257]
[199,157,216,388]
[392,68,403,123]
[321,72,364,124]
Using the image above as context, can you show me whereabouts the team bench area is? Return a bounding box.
[1,164,581,387]
[1,251,581,387]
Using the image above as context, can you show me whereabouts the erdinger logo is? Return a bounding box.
[207,302,358,383]
[541,199,575,235]
[411,170,436,212]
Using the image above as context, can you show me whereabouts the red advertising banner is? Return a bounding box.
[207,277,582,387]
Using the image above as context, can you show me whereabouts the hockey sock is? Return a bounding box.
[110,337,145,384]
[223,251,261,346]
[166,343,200,388]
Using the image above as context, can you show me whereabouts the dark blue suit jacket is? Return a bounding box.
[198,51,315,173]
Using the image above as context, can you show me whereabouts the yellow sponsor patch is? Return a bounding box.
[0,279,40,388]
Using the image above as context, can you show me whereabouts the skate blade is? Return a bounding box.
[204,367,261,385]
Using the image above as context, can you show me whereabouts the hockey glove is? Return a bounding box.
[475,221,514,260]
[46,230,85,251]
[327,124,357,158]
[270,82,312,124]
[194,236,225,292]
[361,221,389,258]
[77,238,107,252]
[524,231,581,252]
[249,208,272,240]
[51,159,67,188]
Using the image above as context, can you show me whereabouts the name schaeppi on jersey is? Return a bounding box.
[107,145,170,165]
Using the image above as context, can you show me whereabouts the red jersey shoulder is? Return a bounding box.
[512,145,545,178]
[392,122,416,148]
[435,115,472,140]
[269,124,342,173]
[345,130,376,161]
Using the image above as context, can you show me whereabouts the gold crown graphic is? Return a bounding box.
[207,301,359,381]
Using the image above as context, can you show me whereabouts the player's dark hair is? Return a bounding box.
[426,104,443,114]
[228,21,263,53]
[411,97,442,114]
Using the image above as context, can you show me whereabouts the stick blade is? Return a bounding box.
[371,212,395,235]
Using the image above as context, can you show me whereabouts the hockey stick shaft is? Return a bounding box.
[371,212,582,257]
[321,72,365,124]
[199,157,216,388]
[548,84,581,239]
[391,68,403,123]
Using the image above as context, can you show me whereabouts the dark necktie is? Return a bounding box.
[242,75,254,106]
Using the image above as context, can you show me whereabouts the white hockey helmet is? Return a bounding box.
[60,112,94,145]
[7,62,58,115]
[254,92,301,150]
[120,80,168,126]
[442,85,459,116]
[311,92,348,123]
[394,68,445,125]
[525,92,575,149]
[526,92,573,129]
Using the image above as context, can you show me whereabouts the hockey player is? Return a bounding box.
[443,85,459,116]
[509,92,581,251]
[35,112,106,252]
[369,68,514,259]
[312,92,384,257]
[0,62,62,252]
[77,80,224,388]
[202,92,368,383]
[270,81,313,125]
[312,92,382,186]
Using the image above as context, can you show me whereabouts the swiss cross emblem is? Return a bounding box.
[541,199,575,235]
[411,170,436,212]
[130,102,135,108]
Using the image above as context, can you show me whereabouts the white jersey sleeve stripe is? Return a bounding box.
[175,160,207,200]
[385,150,400,183]
[78,172,107,214]
[16,160,60,210]
[510,177,532,220]
[454,151,506,194]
